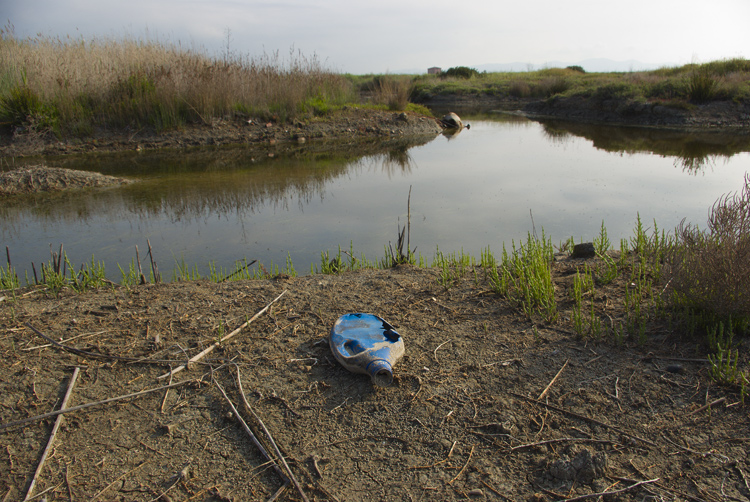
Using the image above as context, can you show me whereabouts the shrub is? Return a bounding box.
[0,84,58,131]
[687,65,719,103]
[372,75,412,111]
[441,66,479,79]
[566,65,586,74]
[668,174,750,328]
[536,77,570,97]
[509,80,531,98]
[591,82,638,101]
[646,79,686,100]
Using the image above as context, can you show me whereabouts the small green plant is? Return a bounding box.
[488,230,557,322]
[0,263,19,290]
[593,220,611,254]
[707,326,748,402]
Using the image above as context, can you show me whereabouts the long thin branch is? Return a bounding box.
[509,392,656,447]
[158,290,287,380]
[558,478,659,501]
[0,379,198,431]
[234,365,309,502]
[25,323,182,366]
[23,367,80,501]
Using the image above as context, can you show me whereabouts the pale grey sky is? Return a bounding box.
[3,0,748,74]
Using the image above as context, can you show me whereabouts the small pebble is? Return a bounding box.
[468,488,483,497]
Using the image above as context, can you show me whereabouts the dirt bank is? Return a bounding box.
[522,96,750,129]
[1,254,748,501]
[0,107,443,160]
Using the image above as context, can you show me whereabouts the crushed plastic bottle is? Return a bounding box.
[329,313,405,387]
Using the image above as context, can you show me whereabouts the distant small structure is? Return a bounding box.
[427,67,441,75]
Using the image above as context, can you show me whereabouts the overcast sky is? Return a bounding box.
[4,0,748,74]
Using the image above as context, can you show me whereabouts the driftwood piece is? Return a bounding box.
[158,290,287,380]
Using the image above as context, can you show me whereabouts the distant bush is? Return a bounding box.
[369,75,412,111]
[508,80,531,98]
[703,58,750,76]
[566,65,586,74]
[441,66,480,79]
[646,79,685,100]
[668,174,750,328]
[537,77,570,97]
[591,82,639,101]
[687,66,718,103]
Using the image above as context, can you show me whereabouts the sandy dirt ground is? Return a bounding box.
[1,256,748,501]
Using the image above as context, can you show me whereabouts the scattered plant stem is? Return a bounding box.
[23,367,80,502]
[158,289,287,379]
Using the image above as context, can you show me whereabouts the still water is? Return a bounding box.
[2,113,749,280]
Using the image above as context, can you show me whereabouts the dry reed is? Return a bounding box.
[0,26,354,135]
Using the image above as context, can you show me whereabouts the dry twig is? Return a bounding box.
[23,367,80,501]
[158,289,287,379]
[0,379,199,431]
[509,392,656,447]
[558,478,659,501]
[448,445,475,485]
[233,365,309,502]
[538,358,568,400]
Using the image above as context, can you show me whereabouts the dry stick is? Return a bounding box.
[433,340,452,364]
[23,367,80,502]
[448,445,475,485]
[23,330,108,352]
[146,239,160,284]
[686,396,726,416]
[90,461,148,501]
[25,323,178,365]
[557,477,659,501]
[510,437,617,452]
[538,358,569,400]
[234,365,309,502]
[212,377,291,494]
[0,379,198,431]
[157,290,288,380]
[135,244,146,284]
[509,392,656,447]
[220,259,258,283]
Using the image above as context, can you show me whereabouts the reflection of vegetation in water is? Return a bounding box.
[539,120,750,175]
[0,136,432,228]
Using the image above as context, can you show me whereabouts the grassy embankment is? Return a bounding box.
[0,29,426,140]
[2,26,748,138]
[393,61,750,106]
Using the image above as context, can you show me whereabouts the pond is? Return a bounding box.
[2,113,749,281]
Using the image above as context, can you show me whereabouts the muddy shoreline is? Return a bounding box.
[2,97,748,162]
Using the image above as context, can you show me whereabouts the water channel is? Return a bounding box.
[2,112,749,281]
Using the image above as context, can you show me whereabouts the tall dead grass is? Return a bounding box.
[668,174,750,327]
[0,27,353,134]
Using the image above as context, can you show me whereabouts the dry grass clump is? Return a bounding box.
[668,174,750,327]
[0,26,354,135]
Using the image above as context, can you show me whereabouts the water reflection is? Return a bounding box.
[2,116,748,281]
[1,136,429,227]
[537,119,750,174]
